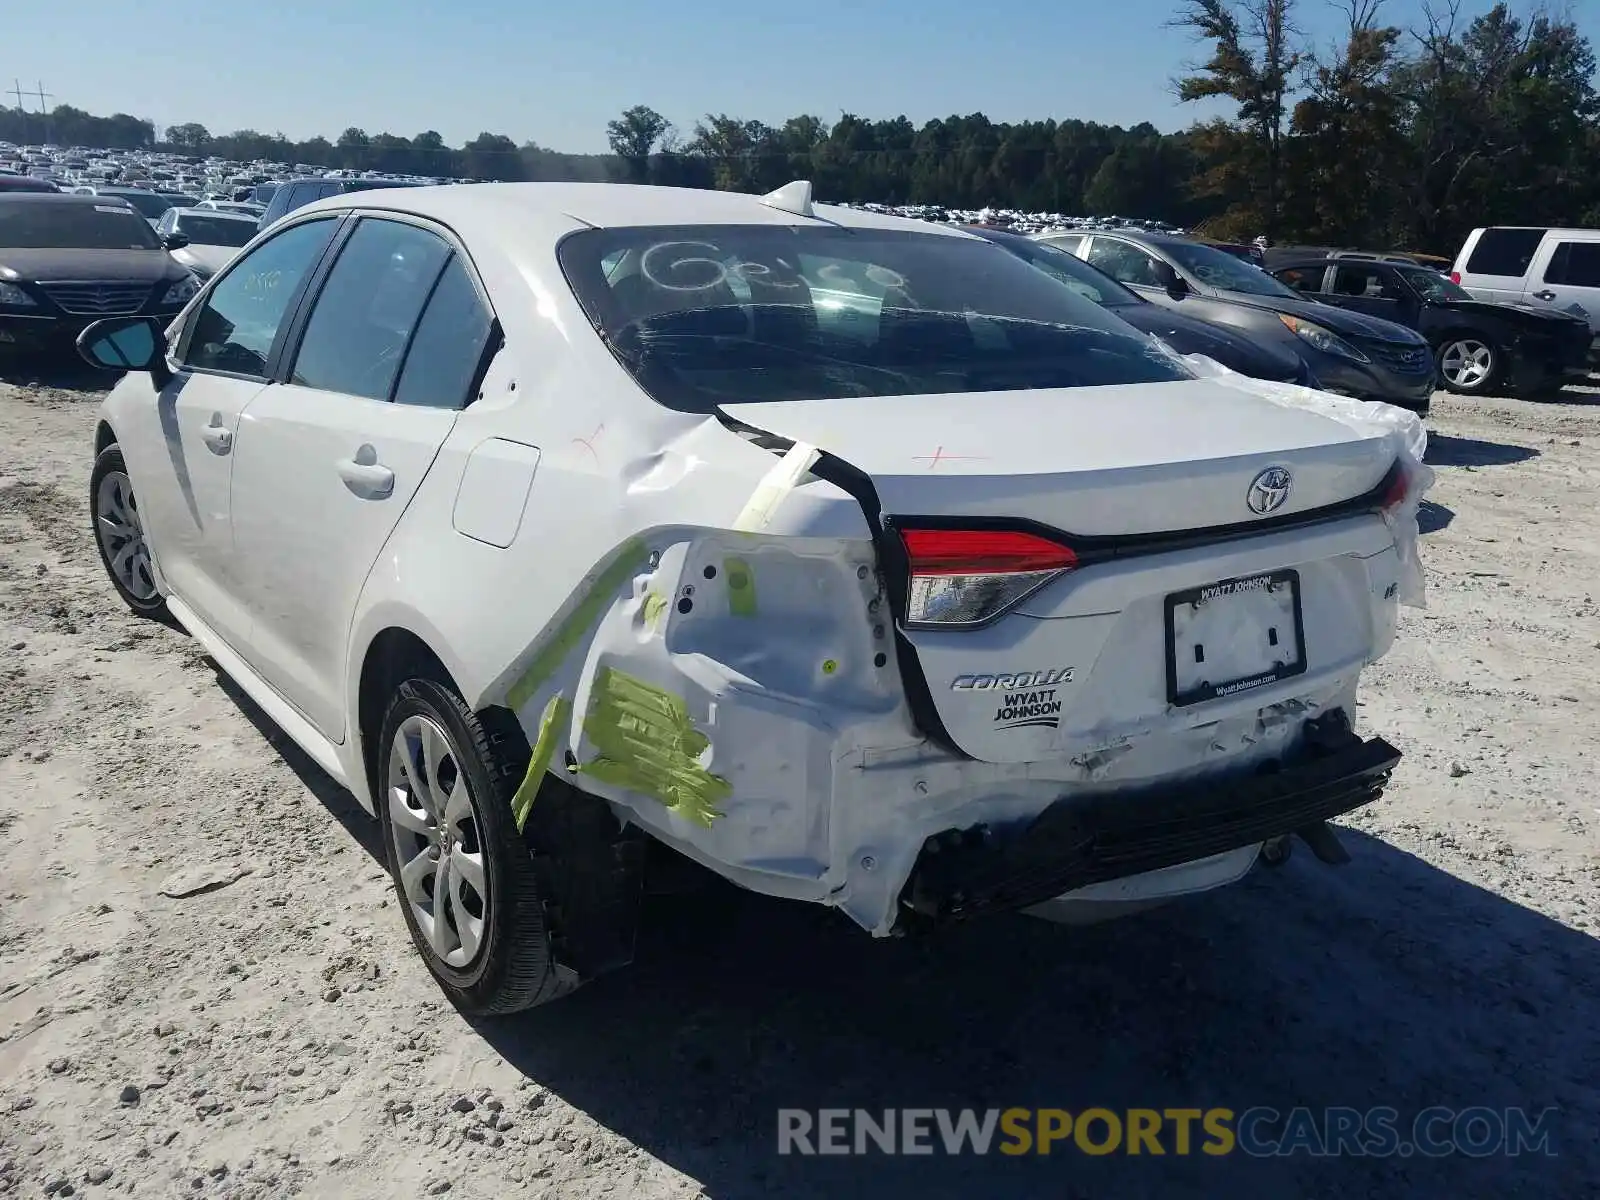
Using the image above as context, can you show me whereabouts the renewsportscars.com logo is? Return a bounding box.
[776,1106,1558,1158]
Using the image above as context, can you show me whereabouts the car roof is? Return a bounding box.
[1080,228,1184,246]
[170,206,255,221]
[298,181,978,241]
[959,224,1032,246]
[0,192,127,206]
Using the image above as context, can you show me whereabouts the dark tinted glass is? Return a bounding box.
[1274,266,1325,292]
[101,191,172,219]
[290,219,451,400]
[558,224,1188,413]
[1466,228,1546,277]
[0,200,160,249]
[1331,265,1404,300]
[1544,241,1600,288]
[173,213,256,247]
[185,218,337,376]
[1086,238,1165,288]
[1159,239,1300,298]
[996,237,1141,307]
[393,256,494,408]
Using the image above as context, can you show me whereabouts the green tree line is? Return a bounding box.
[3,1,1594,254]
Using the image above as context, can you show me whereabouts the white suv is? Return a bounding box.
[76,181,1427,1014]
[1451,226,1600,357]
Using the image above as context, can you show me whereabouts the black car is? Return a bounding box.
[1268,254,1591,395]
[0,174,60,193]
[1036,229,1437,415]
[965,226,1320,387]
[256,177,425,231]
[0,194,200,354]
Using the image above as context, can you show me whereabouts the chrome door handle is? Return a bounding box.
[337,450,395,499]
[1532,290,1557,301]
[200,418,232,454]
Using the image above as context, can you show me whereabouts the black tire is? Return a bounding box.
[89,443,168,618]
[376,677,576,1016]
[1436,335,1502,394]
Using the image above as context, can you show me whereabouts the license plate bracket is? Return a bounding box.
[1164,569,1306,707]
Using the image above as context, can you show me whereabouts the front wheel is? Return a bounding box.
[1437,337,1501,394]
[89,443,166,617]
[376,677,575,1015]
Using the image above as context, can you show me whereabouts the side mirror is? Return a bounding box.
[1154,260,1189,300]
[76,316,173,389]
[162,232,190,250]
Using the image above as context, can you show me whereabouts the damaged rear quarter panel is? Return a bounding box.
[342,270,927,903]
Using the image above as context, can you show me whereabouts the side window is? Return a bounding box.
[1044,234,1085,254]
[1544,241,1600,288]
[183,218,338,377]
[1465,228,1547,278]
[289,219,452,401]
[1275,266,1325,293]
[1331,265,1398,299]
[155,210,175,236]
[1085,239,1163,288]
[392,256,495,408]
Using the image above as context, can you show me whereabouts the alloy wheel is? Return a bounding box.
[386,714,491,969]
[1440,339,1493,389]
[94,470,157,600]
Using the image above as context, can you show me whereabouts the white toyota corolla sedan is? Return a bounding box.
[77,180,1427,1014]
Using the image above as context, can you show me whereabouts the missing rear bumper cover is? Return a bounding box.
[900,711,1399,923]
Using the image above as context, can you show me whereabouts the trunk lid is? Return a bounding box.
[720,379,1399,763]
[720,379,1394,536]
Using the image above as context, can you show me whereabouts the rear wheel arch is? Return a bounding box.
[94,420,117,455]
[357,624,643,1001]
[356,624,534,806]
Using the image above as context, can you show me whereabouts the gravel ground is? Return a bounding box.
[0,362,1595,1199]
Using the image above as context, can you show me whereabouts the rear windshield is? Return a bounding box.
[0,201,161,250]
[174,214,256,247]
[558,224,1190,412]
[101,190,172,219]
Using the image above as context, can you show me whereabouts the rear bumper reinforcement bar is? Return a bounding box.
[900,711,1400,923]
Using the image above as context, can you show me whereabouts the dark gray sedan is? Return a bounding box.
[964,226,1319,387]
[1035,228,1436,415]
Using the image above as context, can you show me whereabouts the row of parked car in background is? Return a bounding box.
[2,139,1596,405]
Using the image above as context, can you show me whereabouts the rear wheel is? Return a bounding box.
[1437,337,1501,394]
[376,677,575,1015]
[89,444,166,617]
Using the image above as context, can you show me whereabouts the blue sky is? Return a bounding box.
[6,0,1597,153]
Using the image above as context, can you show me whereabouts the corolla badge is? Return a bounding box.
[1246,466,1293,515]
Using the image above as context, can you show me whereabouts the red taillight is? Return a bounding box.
[899,528,1077,628]
[1449,271,1461,284]
[1380,464,1411,512]
[900,528,1078,575]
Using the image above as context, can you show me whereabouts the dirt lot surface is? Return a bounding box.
[0,363,1595,1199]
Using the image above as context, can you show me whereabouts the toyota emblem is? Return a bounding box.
[1246,466,1293,515]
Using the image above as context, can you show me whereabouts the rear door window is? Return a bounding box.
[1464,228,1548,278]
[288,218,452,401]
[392,256,496,408]
[1542,241,1600,288]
